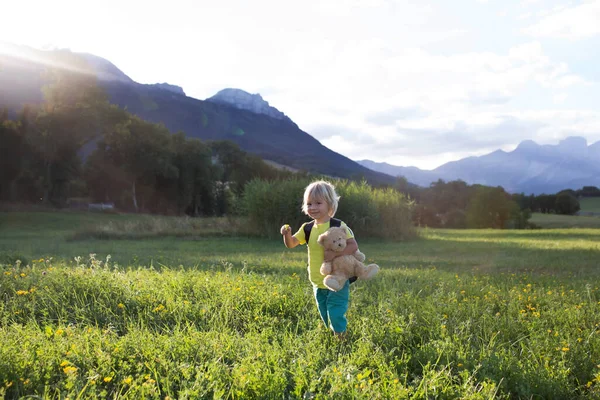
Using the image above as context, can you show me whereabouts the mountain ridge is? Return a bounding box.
[358,136,600,194]
[0,44,395,185]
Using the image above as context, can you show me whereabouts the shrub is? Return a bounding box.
[0,252,30,267]
[241,178,311,238]
[555,192,580,215]
[242,178,416,240]
[365,186,416,240]
[335,180,379,235]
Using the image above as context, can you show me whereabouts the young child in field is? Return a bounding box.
[280,180,360,336]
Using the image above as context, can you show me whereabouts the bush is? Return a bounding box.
[364,185,416,240]
[241,178,311,238]
[466,186,523,229]
[0,252,30,267]
[555,192,580,215]
[442,209,467,229]
[335,180,379,235]
[242,178,416,240]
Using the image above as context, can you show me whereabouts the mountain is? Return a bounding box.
[358,136,600,194]
[0,44,394,185]
[207,88,289,121]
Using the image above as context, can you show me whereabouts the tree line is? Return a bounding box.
[406,178,600,229]
[0,56,295,216]
[399,178,593,229]
[404,179,530,229]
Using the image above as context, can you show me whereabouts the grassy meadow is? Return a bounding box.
[530,212,600,229]
[1,211,600,399]
[581,197,600,214]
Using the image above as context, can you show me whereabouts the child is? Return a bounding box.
[280,180,360,336]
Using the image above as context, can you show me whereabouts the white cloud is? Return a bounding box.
[553,93,568,104]
[525,0,600,39]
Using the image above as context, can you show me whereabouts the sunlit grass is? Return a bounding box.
[1,212,600,398]
[422,228,600,250]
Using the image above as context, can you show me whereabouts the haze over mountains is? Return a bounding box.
[2,43,599,195]
[358,136,600,194]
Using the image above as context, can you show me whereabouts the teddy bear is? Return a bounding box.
[317,226,379,292]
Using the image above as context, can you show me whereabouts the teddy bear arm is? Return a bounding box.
[353,250,366,262]
[320,261,332,276]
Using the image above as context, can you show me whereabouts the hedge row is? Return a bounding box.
[241,178,416,240]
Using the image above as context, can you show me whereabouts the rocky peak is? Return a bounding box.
[152,83,185,96]
[557,136,588,157]
[207,88,287,121]
[515,139,539,151]
[590,141,600,155]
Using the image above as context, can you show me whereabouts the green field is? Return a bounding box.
[1,212,600,399]
[530,212,600,229]
[581,197,600,213]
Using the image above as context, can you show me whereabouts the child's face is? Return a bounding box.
[306,195,330,221]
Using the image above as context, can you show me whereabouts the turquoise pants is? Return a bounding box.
[313,280,350,333]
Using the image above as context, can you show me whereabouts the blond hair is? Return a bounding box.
[302,180,340,217]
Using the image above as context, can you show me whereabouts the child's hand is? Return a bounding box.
[280,224,291,235]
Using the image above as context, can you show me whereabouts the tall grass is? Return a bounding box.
[242,178,416,240]
[2,213,600,398]
[336,181,416,240]
[241,178,310,238]
[2,250,600,398]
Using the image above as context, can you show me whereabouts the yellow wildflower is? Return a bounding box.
[63,366,78,374]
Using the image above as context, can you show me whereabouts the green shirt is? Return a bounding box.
[293,219,354,289]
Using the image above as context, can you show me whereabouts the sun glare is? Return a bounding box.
[0,41,97,77]
[0,41,19,56]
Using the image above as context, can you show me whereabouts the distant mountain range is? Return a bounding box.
[0,43,394,185]
[358,136,600,194]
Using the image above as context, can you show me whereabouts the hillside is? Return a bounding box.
[0,44,394,185]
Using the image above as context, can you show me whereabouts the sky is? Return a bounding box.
[2,0,600,170]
